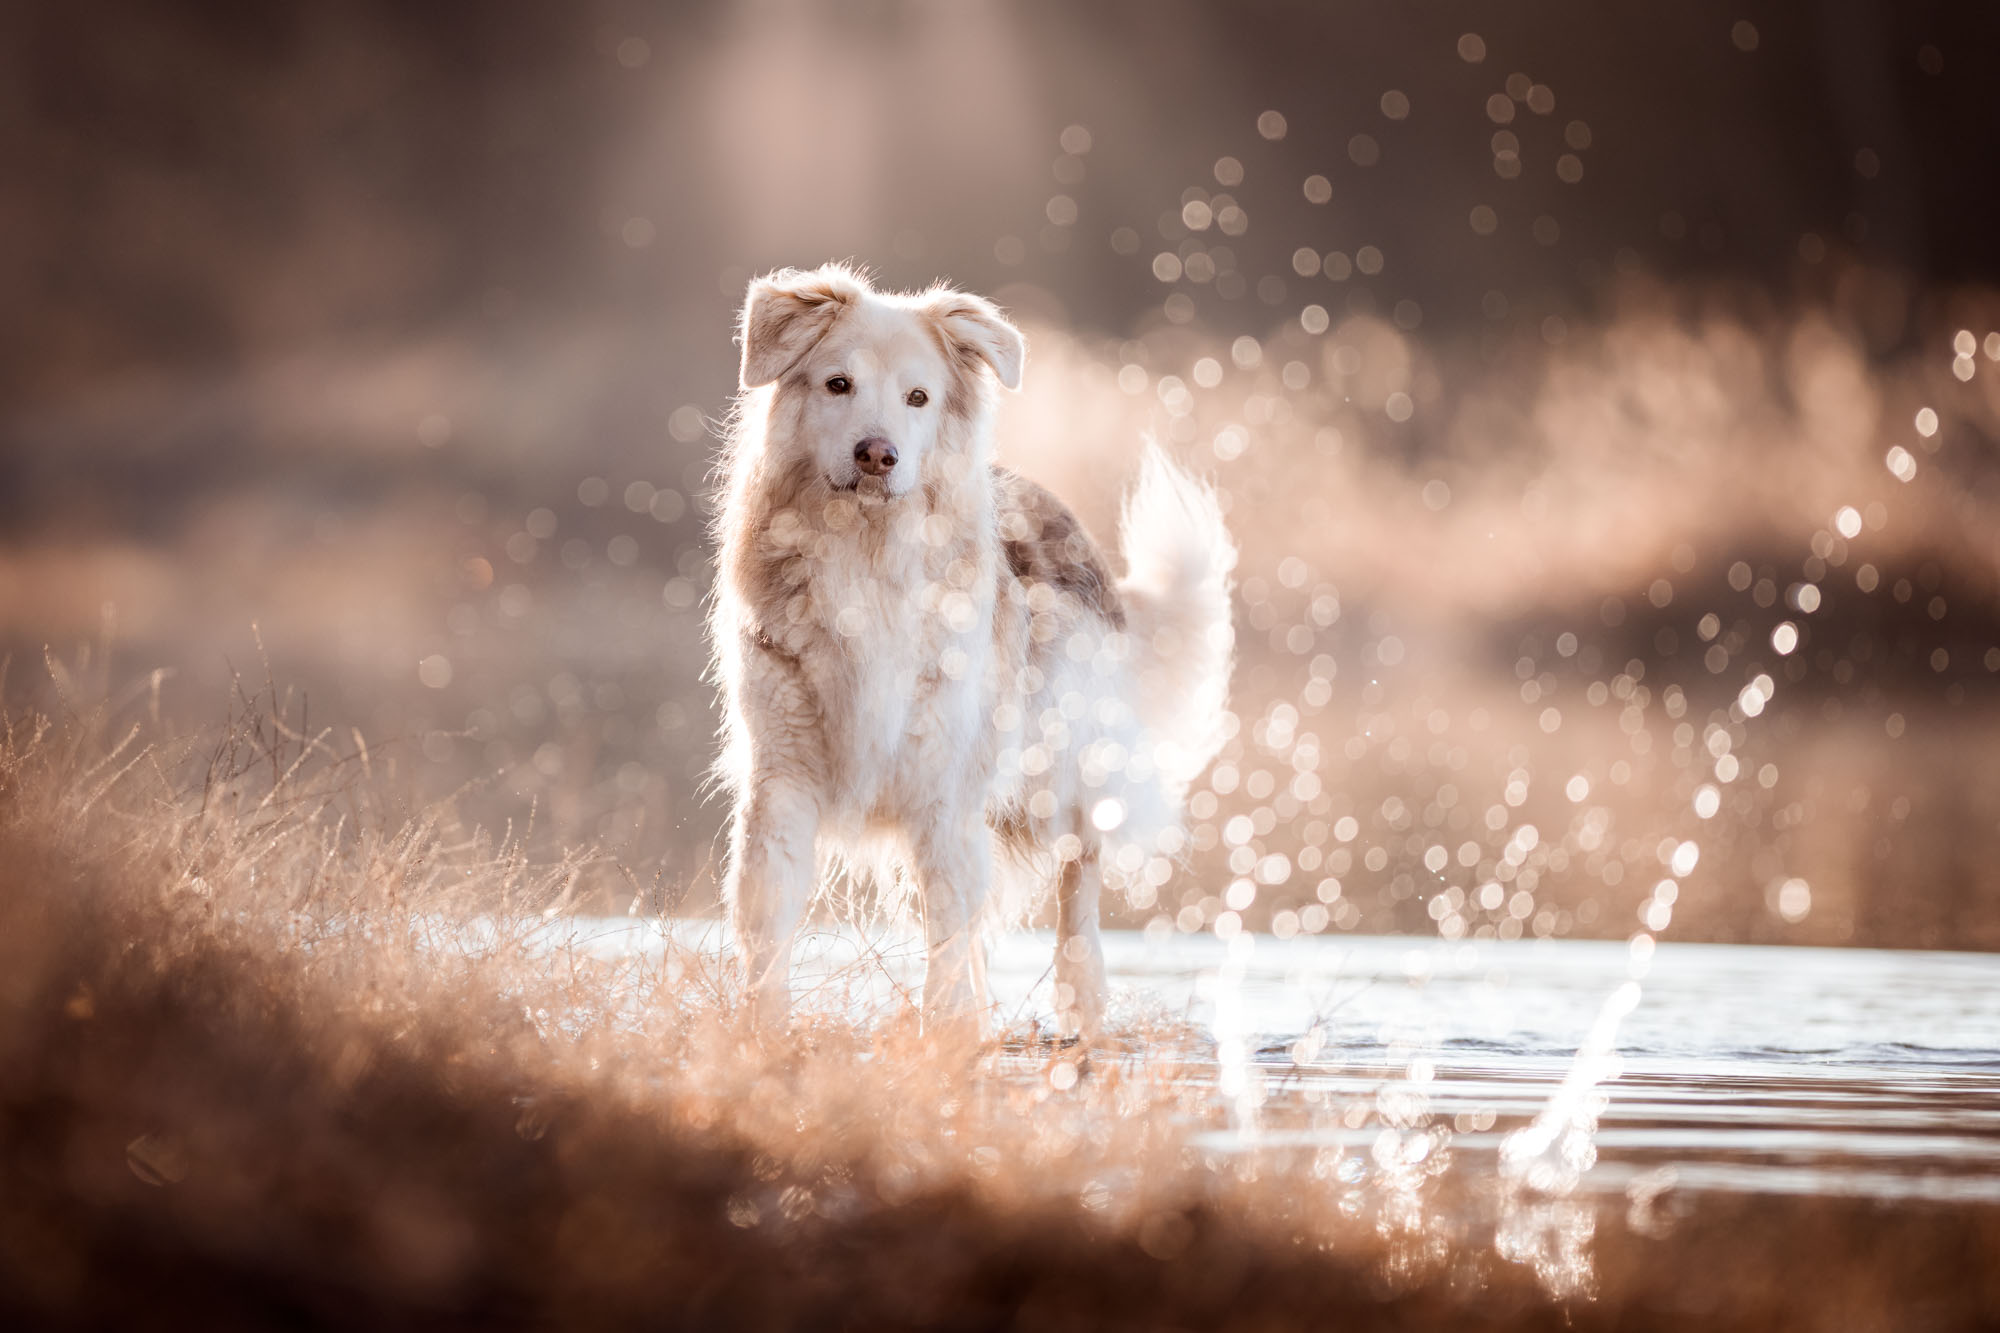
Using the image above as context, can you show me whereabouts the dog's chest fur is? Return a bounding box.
[741,478,1006,820]
[720,444,1133,846]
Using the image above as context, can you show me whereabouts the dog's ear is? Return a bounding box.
[738,265,868,389]
[926,291,1026,391]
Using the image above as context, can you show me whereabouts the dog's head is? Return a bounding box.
[737,263,1024,500]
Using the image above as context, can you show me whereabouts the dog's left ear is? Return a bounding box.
[926,291,1026,391]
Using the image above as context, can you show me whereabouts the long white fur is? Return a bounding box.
[1118,444,1238,805]
[711,263,1234,1038]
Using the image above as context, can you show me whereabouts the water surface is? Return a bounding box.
[564,920,2000,1205]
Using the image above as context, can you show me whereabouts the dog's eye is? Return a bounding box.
[906,388,929,407]
[825,376,851,395]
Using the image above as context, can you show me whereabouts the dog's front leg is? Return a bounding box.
[1054,852,1108,1041]
[912,807,992,1039]
[727,776,820,1029]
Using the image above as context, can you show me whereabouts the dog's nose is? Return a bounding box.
[853,437,898,476]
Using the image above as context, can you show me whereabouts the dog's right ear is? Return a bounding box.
[738,265,867,389]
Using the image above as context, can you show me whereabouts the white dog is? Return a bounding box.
[710,263,1234,1037]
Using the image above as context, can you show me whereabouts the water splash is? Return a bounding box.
[1213,929,1263,1135]
[1489,440,1914,1292]
[1499,976,1642,1197]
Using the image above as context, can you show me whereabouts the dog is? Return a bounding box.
[710,263,1234,1037]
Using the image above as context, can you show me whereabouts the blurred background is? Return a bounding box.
[4,0,1998,946]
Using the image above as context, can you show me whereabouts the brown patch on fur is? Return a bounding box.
[751,624,815,692]
[991,467,1125,629]
[989,803,1036,861]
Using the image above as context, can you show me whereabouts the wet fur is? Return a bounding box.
[711,264,1234,1036]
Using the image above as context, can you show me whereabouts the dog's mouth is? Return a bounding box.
[831,474,896,501]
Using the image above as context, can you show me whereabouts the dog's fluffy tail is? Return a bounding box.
[1117,445,1236,806]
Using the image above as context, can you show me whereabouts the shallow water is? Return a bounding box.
[997,931,2000,1206]
[557,920,2000,1206]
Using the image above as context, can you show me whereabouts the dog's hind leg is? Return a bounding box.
[1054,850,1108,1041]
[912,808,993,1039]
[727,779,819,1028]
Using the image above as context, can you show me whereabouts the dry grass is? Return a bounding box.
[1,678,1997,1331]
